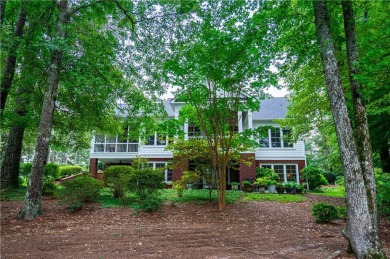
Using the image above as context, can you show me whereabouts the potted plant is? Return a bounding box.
[295,183,303,194]
[255,177,266,193]
[267,179,277,193]
[276,182,285,194]
[284,182,294,194]
[242,180,254,192]
[231,182,239,191]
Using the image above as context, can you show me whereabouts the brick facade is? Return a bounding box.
[239,153,257,188]
[89,158,98,178]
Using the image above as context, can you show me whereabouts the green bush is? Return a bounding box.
[322,171,339,185]
[103,166,133,201]
[45,163,61,181]
[337,204,347,220]
[311,202,339,223]
[301,166,328,190]
[127,167,165,200]
[42,182,57,196]
[136,194,163,212]
[59,166,82,178]
[56,176,103,211]
[20,163,32,182]
[375,169,390,219]
[256,167,279,181]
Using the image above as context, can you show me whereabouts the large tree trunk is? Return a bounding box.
[18,0,68,220]
[312,1,386,258]
[0,0,27,112]
[0,56,34,188]
[342,0,382,242]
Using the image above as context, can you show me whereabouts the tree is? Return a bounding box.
[0,0,27,113]
[159,0,274,209]
[312,1,385,257]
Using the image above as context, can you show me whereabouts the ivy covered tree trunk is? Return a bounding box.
[0,0,27,112]
[313,1,386,258]
[342,0,381,238]
[18,0,68,220]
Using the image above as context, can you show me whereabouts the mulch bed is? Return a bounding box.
[1,194,389,258]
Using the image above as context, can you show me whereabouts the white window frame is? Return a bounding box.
[259,128,294,149]
[93,127,138,153]
[145,132,168,146]
[259,164,299,183]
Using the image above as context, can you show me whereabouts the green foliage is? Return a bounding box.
[19,163,32,182]
[127,167,165,200]
[244,193,306,203]
[375,169,390,219]
[134,194,163,213]
[59,166,82,178]
[311,203,339,223]
[322,171,339,185]
[0,186,27,201]
[337,204,347,220]
[301,166,328,190]
[44,163,61,181]
[57,176,103,211]
[172,180,186,197]
[256,167,279,181]
[160,189,243,204]
[103,166,133,201]
[42,182,57,197]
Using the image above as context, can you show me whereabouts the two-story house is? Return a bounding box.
[89,97,306,188]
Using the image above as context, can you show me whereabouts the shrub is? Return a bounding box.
[173,180,186,197]
[375,168,390,219]
[56,176,103,211]
[301,166,328,190]
[59,166,82,178]
[136,194,163,212]
[322,171,339,185]
[103,166,133,201]
[45,163,61,181]
[256,167,279,181]
[20,163,32,182]
[337,204,347,220]
[311,202,339,223]
[127,167,165,200]
[42,182,57,196]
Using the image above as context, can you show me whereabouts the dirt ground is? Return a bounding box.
[1,194,389,259]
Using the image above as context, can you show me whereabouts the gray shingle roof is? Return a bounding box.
[252,97,289,120]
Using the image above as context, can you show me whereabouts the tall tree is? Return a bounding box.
[18,0,69,219]
[0,0,27,113]
[312,1,385,257]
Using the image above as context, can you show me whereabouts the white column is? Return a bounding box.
[247,110,253,129]
[184,119,189,140]
[238,111,243,132]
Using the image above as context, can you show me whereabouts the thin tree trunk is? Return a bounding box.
[380,145,390,173]
[313,1,386,258]
[0,0,27,112]
[342,2,384,255]
[18,0,68,220]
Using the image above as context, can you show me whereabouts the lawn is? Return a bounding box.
[309,185,345,198]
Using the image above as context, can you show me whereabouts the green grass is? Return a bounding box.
[309,185,345,198]
[243,193,306,203]
[0,186,27,200]
[160,189,243,204]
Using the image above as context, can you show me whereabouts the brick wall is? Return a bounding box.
[89,158,98,178]
[239,153,256,187]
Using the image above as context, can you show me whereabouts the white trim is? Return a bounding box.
[259,163,299,183]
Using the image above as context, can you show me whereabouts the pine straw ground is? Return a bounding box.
[1,194,389,259]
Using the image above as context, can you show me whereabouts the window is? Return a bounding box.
[282,129,293,148]
[145,133,167,146]
[93,127,139,153]
[271,128,281,147]
[259,128,294,148]
[188,123,202,138]
[149,162,172,182]
[260,164,299,183]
